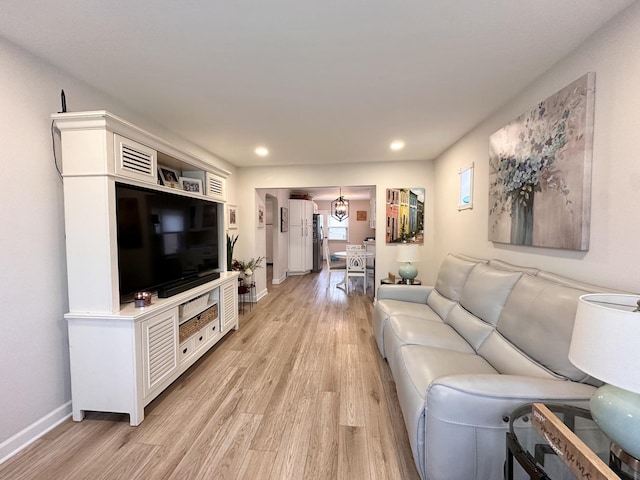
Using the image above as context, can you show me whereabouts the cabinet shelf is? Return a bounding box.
[55,110,240,426]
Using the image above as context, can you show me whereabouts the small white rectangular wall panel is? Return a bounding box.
[115,134,157,184]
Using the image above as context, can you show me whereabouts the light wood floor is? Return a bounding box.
[0,268,420,480]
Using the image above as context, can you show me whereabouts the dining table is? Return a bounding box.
[332,250,375,290]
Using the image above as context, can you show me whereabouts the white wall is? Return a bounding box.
[4,0,638,461]
[238,161,436,290]
[0,37,236,460]
[433,2,640,292]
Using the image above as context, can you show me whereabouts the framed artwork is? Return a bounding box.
[158,165,180,188]
[385,187,425,244]
[227,204,238,229]
[257,203,265,228]
[281,207,289,232]
[488,73,595,250]
[356,210,367,221]
[179,177,202,194]
[458,163,474,211]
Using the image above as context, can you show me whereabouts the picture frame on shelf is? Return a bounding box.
[179,177,202,194]
[158,165,180,188]
[227,204,238,230]
[257,203,265,229]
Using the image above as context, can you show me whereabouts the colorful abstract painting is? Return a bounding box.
[488,73,595,250]
[385,187,425,244]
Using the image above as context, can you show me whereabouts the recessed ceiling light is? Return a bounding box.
[390,140,405,151]
[255,146,269,157]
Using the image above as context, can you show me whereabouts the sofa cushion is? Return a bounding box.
[489,258,540,275]
[391,345,498,479]
[426,290,457,320]
[459,263,522,326]
[536,270,622,294]
[434,254,480,301]
[444,304,494,352]
[384,315,474,373]
[372,298,442,357]
[496,274,593,381]
[478,331,561,379]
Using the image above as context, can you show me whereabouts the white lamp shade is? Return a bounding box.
[396,244,419,263]
[569,294,640,394]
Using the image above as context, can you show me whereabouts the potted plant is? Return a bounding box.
[232,256,265,283]
[226,234,238,271]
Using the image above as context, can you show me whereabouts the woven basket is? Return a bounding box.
[179,303,219,343]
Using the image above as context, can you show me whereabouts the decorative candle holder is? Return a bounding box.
[134,292,152,308]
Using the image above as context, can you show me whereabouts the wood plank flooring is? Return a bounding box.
[0,268,420,480]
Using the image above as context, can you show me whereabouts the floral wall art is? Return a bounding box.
[488,73,595,250]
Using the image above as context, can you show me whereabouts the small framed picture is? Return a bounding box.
[179,177,202,194]
[227,204,238,230]
[158,166,180,188]
[458,163,474,211]
[280,207,288,232]
[257,204,265,228]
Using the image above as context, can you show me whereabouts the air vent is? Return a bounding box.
[206,173,225,200]
[121,144,153,175]
[114,134,157,183]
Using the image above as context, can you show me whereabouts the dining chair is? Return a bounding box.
[324,245,346,289]
[346,249,366,294]
[346,244,365,251]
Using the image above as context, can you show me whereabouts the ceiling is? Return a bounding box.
[0,1,634,168]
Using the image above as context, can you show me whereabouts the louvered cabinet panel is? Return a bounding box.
[205,173,226,201]
[221,280,238,332]
[114,134,157,183]
[141,309,178,400]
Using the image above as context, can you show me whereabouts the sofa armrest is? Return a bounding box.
[427,374,595,424]
[422,375,595,480]
[376,284,433,304]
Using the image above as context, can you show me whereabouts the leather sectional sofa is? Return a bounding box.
[373,253,614,480]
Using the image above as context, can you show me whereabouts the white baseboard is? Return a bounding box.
[256,288,268,301]
[271,274,287,285]
[0,401,72,464]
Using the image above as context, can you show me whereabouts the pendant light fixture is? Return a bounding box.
[331,187,349,221]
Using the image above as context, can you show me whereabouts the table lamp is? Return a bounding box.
[568,293,640,462]
[396,244,419,283]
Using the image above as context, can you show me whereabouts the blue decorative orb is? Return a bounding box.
[398,263,418,280]
[590,384,640,460]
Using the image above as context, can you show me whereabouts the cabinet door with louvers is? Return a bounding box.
[221,280,238,332]
[140,308,179,401]
[114,134,158,184]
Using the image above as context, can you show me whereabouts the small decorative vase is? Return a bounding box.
[510,191,534,245]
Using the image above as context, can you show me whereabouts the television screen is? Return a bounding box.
[115,182,220,299]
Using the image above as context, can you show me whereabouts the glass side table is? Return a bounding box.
[505,403,618,480]
[380,278,422,285]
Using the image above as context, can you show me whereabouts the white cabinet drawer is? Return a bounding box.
[193,328,207,351]
[179,338,195,363]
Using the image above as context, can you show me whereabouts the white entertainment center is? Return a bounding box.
[53,111,239,426]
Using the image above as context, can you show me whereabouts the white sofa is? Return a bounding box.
[373,254,614,480]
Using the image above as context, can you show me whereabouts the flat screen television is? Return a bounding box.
[115,182,220,300]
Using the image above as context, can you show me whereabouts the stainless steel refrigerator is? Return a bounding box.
[312,214,323,272]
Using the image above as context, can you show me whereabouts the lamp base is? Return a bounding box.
[590,384,640,460]
[398,262,418,281]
